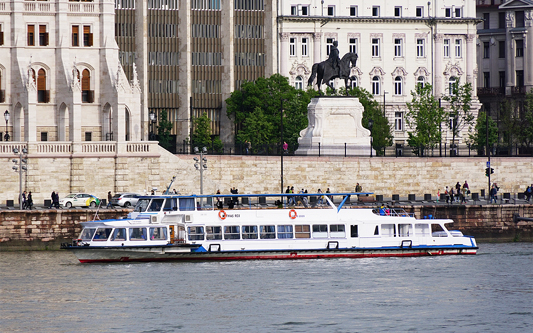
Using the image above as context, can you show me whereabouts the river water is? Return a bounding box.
[0,243,531,333]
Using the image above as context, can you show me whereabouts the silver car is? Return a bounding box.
[110,193,141,207]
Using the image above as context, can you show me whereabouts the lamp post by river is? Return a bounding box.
[12,147,28,209]
[4,110,10,141]
[149,110,156,140]
[194,147,207,195]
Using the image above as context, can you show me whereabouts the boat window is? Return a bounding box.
[150,227,168,240]
[295,225,310,238]
[350,225,358,238]
[242,225,258,239]
[130,227,147,241]
[206,226,222,240]
[179,198,195,211]
[431,224,447,237]
[93,228,113,241]
[374,226,379,235]
[135,199,150,212]
[398,224,412,237]
[312,224,328,238]
[188,226,205,240]
[80,228,96,240]
[148,199,164,212]
[111,228,127,241]
[330,224,346,238]
[224,226,240,239]
[260,225,276,239]
[164,198,178,211]
[381,224,396,237]
[277,225,294,239]
[415,223,430,236]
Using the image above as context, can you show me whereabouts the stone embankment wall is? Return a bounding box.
[1,205,532,251]
[1,142,532,205]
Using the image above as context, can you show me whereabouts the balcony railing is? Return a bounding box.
[477,87,505,96]
[511,86,527,95]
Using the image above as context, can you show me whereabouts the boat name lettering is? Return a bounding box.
[226,214,240,218]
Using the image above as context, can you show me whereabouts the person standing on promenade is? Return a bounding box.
[317,189,324,206]
[107,191,113,208]
[27,191,33,210]
[288,186,296,206]
[490,184,498,204]
[525,185,532,202]
[455,182,461,203]
[445,186,450,204]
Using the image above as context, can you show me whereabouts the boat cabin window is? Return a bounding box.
[431,224,447,236]
[93,228,113,241]
[150,227,168,240]
[179,198,195,211]
[130,227,147,240]
[260,225,276,239]
[415,223,430,236]
[374,226,379,235]
[148,199,164,212]
[188,226,205,240]
[111,228,127,241]
[224,226,240,239]
[80,228,96,240]
[277,225,293,239]
[398,224,412,237]
[295,225,310,238]
[242,225,258,239]
[382,224,396,237]
[312,224,328,238]
[164,198,177,211]
[135,199,150,212]
[206,226,222,240]
[330,224,346,238]
[350,225,358,238]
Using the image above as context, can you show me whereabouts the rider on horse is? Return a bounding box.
[326,41,341,76]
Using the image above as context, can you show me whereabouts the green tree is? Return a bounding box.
[469,111,498,155]
[517,89,533,149]
[226,74,316,150]
[405,83,446,155]
[442,81,475,146]
[157,109,173,150]
[192,112,212,149]
[499,99,520,150]
[346,87,393,155]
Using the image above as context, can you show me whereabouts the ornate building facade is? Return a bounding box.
[0,0,141,143]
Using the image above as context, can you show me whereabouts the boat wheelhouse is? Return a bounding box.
[61,193,478,263]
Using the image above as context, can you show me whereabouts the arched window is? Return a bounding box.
[295,76,303,90]
[394,76,402,95]
[37,68,49,103]
[448,76,457,95]
[372,76,380,95]
[125,108,130,141]
[417,76,425,90]
[82,69,94,103]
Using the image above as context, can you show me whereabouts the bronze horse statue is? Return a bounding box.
[307,52,358,94]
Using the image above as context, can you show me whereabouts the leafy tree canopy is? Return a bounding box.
[192,112,212,149]
[157,109,173,150]
[442,81,475,145]
[469,111,498,153]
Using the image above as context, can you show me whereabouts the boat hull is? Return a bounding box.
[68,246,477,263]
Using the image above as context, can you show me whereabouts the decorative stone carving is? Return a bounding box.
[391,67,408,78]
[131,62,141,93]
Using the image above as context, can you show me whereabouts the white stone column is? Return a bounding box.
[466,34,475,86]
[279,32,290,76]
[178,0,192,143]
[135,0,149,140]
[434,34,444,96]
[505,12,515,95]
[525,10,533,89]
[313,32,321,66]
[219,0,234,144]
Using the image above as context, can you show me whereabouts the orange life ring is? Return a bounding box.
[218,210,227,220]
[289,209,297,219]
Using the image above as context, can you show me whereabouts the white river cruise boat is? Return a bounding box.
[61,193,478,263]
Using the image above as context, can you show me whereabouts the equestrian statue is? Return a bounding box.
[307,41,358,94]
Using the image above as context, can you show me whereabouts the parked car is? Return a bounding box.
[59,193,100,208]
[110,193,141,207]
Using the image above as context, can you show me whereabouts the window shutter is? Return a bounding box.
[72,26,79,46]
[27,25,34,46]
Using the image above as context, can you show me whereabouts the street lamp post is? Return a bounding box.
[12,147,28,209]
[369,119,374,158]
[149,110,156,140]
[194,146,208,196]
[4,110,10,141]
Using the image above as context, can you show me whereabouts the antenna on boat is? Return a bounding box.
[164,175,177,194]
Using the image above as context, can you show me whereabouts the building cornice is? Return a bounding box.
[278,16,482,26]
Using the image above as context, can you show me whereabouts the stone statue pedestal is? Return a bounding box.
[295,97,374,156]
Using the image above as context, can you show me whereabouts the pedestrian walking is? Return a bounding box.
[107,191,113,208]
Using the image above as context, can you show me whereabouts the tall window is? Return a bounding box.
[289,37,296,56]
[417,76,425,90]
[516,70,524,87]
[394,38,402,57]
[499,71,505,88]
[454,7,462,18]
[0,23,3,46]
[371,38,380,57]
[395,112,403,131]
[349,38,357,54]
[295,76,303,90]
[394,7,402,17]
[516,11,525,28]
[394,77,402,95]
[443,39,450,57]
[483,13,490,29]
[37,68,48,103]
[82,69,93,103]
[455,39,462,58]
[483,72,490,88]
[83,26,93,47]
[448,77,456,95]
[372,76,380,95]
[416,7,423,17]
[301,38,308,56]
[351,77,358,88]
[499,41,505,58]
[39,25,49,46]
[483,42,490,58]
[326,38,334,55]
[372,6,380,17]
[291,5,297,15]
[350,6,357,16]
[301,5,308,15]
[27,25,35,46]
[445,8,451,17]
[416,39,425,57]
[72,26,79,46]
[516,40,524,57]
[327,6,335,16]
[499,12,506,29]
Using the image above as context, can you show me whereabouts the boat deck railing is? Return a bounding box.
[371,207,414,217]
